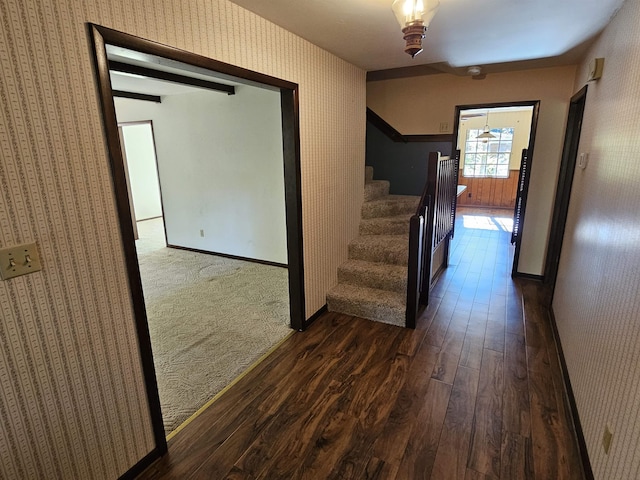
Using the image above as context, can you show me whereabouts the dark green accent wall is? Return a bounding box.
[366,121,452,195]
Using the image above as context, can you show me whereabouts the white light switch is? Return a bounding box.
[0,242,42,280]
[578,153,589,169]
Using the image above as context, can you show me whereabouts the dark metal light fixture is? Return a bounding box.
[392,0,440,58]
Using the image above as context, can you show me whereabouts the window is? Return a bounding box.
[463,127,514,178]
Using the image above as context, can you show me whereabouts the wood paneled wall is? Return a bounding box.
[457,170,518,208]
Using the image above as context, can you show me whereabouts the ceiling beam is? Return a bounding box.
[112,90,162,103]
[109,60,236,95]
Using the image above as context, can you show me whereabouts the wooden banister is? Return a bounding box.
[406,150,460,328]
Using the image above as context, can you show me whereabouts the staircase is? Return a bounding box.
[327,166,420,327]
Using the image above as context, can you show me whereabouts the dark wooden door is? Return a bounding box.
[545,86,588,293]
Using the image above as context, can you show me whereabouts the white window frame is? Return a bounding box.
[463,127,514,178]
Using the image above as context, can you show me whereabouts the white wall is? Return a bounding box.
[120,123,163,221]
[552,1,640,477]
[115,85,288,264]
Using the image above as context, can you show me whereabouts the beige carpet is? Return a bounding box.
[135,218,291,435]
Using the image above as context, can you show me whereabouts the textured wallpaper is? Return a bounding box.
[553,0,640,478]
[0,0,365,478]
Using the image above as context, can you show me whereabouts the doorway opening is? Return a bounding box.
[89,24,305,455]
[451,101,540,276]
[118,121,163,241]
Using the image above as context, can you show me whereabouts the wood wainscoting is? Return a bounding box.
[457,170,519,208]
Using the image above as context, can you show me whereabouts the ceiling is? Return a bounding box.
[228,0,625,75]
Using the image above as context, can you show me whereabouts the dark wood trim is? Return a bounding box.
[88,22,306,473]
[109,60,235,95]
[511,272,543,281]
[88,23,168,455]
[118,447,163,480]
[166,244,288,269]
[113,90,162,103]
[548,307,595,480]
[281,88,306,331]
[94,24,297,91]
[367,107,403,141]
[367,64,445,82]
[451,100,540,277]
[545,85,588,294]
[367,108,453,143]
[404,133,453,142]
[305,304,328,329]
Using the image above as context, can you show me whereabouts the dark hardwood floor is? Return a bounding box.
[138,207,584,480]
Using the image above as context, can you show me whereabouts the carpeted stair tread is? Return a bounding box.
[364,180,390,202]
[348,234,409,265]
[327,283,405,327]
[338,259,407,293]
[359,214,412,235]
[365,165,374,183]
[362,195,420,219]
[328,166,415,327]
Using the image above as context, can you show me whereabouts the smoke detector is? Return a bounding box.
[467,66,482,76]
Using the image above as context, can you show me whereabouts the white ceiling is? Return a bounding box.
[228,0,625,73]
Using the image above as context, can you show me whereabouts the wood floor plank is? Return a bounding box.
[484,317,505,353]
[431,366,481,479]
[526,345,550,374]
[394,379,452,480]
[188,411,277,479]
[431,327,465,384]
[460,338,484,370]
[233,378,351,479]
[138,209,584,480]
[500,431,534,480]
[223,466,255,480]
[467,348,504,478]
[293,411,360,480]
[363,456,399,480]
[426,309,454,347]
[503,333,531,437]
[529,369,563,480]
[372,343,440,466]
[506,288,524,337]
[465,468,489,479]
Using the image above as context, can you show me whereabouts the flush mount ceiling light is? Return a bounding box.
[392,0,440,58]
[476,111,496,142]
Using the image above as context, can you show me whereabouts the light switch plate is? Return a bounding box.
[0,242,42,280]
[578,152,589,169]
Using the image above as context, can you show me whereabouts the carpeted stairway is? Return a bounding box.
[327,166,419,327]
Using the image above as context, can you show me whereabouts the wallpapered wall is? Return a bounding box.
[553,0,640,478]
[0,0,365,478]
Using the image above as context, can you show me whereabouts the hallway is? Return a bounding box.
[139,208,583,479]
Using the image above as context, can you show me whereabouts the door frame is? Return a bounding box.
[451,100,540,276]
[544,85,588,295]
[88,23,306,468]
